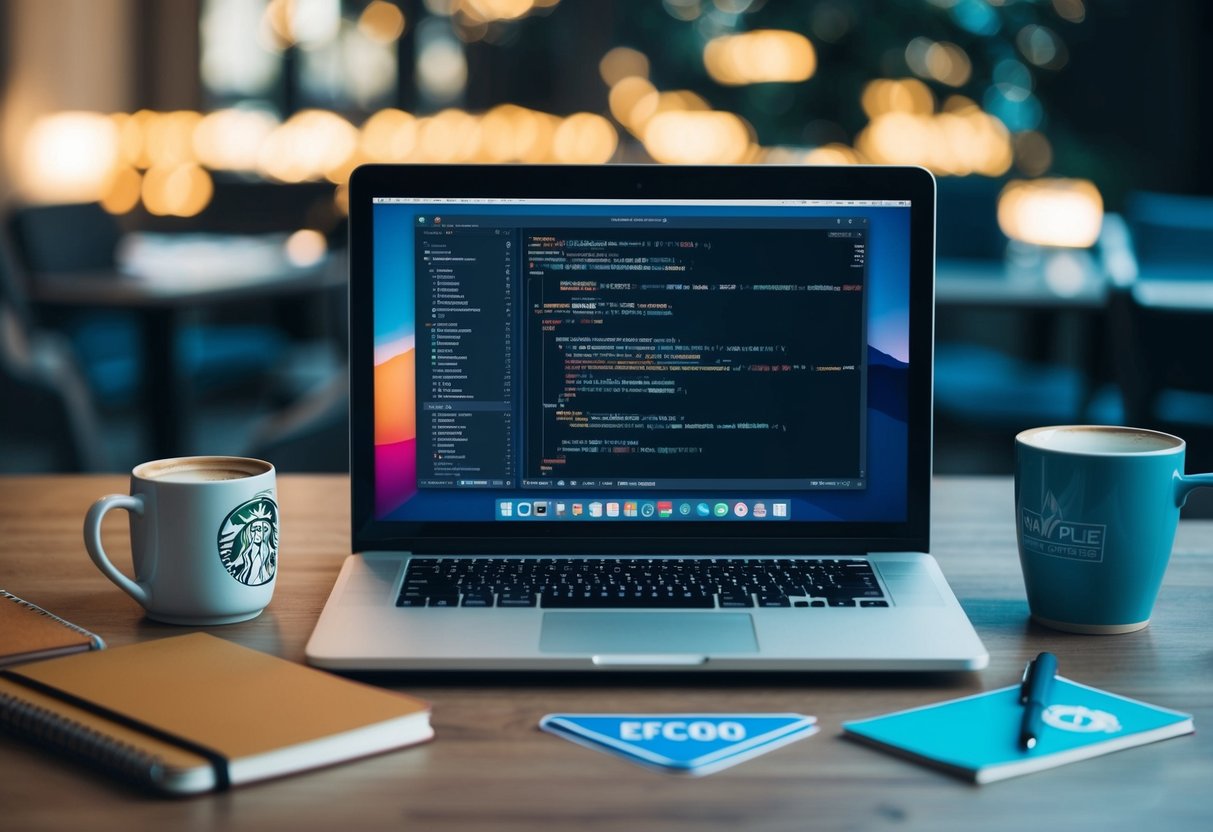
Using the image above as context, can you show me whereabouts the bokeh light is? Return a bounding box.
[142,162,214,217]
[642,110,752,164]
[360,108,419,162]
[553,113,619,163]
[284,228,329,267]
[193,108,280,171]
[99,166,143,215]
[997,178,1104,248]
[856,83,1012,176]
[905,37,972,87]
[257,109,360,183]
[20,112,119,203]
[599,47,650,87]
[704,30,817,86]
[358,0,406,44]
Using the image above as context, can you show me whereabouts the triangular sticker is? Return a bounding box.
[539,713,818,775]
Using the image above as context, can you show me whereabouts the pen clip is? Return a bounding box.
[1019,659,1034,702]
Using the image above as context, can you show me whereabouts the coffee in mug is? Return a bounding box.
[84,456,279,625]
[1015,426,1213,634]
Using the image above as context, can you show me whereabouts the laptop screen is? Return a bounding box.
[368,197,915,514]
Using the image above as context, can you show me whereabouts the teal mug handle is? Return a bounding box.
[1176,472,1213,508]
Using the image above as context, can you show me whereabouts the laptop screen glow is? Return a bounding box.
[370,197,912,525]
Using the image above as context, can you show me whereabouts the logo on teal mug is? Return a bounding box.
[1015,426,1213,634]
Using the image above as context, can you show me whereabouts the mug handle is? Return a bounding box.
[1176,472,1213,508]
[83,494,150,607]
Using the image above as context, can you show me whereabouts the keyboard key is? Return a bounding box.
[718,590,754,608]
[428,595,458,607]
[498,592,537,607]
[541,592,714,609]
[860,600,890,607]
[828,598,856,607]
[757,594,791,607]
[396,594,426,607]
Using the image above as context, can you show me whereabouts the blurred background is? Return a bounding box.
[1,0,1211,508]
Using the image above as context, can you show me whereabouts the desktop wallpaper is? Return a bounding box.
[371,201,912,523]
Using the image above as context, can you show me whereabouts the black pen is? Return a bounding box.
[1019,651,1058,750]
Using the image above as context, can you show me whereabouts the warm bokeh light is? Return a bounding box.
[145,110,204,168]
[857,85,1012,176]
[358,0,406,44]
[803,143,861,165]
[193,108,280,171]
[642,110,752,164]
[703,30,816,86]
[478,104,558,162]
[552,113,618,163]
[608,76,658,135]
[257,109,359,183]
[415,108,483,162]
[599,46,650,86]
[284,228,328,267]
[861,78,934,118]
[113,112,147,168]
[424,0,561,25]
[264,0,342,50]
[997,178,1104,248]
[99,166,143,215]
[905,38,972,87]
[142,162,214,217]
[20,112,119,203]
[360,108,419,162]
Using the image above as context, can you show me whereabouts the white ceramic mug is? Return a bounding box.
[84,456,279,625]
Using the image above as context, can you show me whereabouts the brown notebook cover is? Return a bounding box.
[0,632,432,794]
[0,590,105,668]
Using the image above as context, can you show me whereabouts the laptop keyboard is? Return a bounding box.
[395,557,887,609]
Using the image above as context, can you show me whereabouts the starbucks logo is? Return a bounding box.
[217,495,279,586]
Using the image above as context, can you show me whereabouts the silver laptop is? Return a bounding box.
[306,164,988,672]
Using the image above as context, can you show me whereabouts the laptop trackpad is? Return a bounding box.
[539,613,758,654]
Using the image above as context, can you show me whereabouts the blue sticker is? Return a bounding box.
[539,713,818,775]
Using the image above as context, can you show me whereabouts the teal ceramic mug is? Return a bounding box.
[1015,426,1213,634]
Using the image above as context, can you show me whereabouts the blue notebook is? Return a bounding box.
[843,677,1193,784]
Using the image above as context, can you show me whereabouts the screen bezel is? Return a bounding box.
[349,164,935,555]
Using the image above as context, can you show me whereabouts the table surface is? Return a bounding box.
[1,475,1210,832]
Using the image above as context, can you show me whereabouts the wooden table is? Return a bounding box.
[2,475,1211,831]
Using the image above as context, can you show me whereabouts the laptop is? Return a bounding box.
[306,164,989,672]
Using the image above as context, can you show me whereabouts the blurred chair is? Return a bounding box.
[1104,208,1213,476]
[6,202,288,409]
[0,234,106,471]
[245,369,348,473]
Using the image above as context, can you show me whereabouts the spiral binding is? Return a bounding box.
[0,689,161,789]
[0,590,106,650]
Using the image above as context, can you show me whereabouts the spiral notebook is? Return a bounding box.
[0,633,432,794]
[0,590,106,668]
